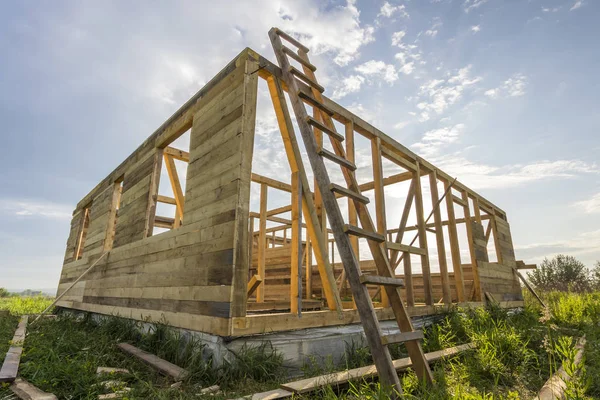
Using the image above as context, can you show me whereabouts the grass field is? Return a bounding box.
[0,296,54,316]
[0,292,598,399]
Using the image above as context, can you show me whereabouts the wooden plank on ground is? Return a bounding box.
[251,388,294,400]
[0,315,28,383]
[116,343,188,380]
[280,343,475,394]
[10,378,58,400]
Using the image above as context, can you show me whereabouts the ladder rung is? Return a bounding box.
[306,116,344,142]
[330,183,369,204]
[425,227,436,234]
[282,46,316,71]
[343,224,385,243]
[298,92,334,116]
[289,66,325,93]
[386,242,427,256]
[381,331,424,346]
[360,274,405,287]
[318,148,356,171]
[273,28,310,53]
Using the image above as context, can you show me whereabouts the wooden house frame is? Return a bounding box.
[56,48,524,338]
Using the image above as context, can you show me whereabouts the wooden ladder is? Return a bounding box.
[269,28,434,395]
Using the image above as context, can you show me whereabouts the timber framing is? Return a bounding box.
[56,45,526,338]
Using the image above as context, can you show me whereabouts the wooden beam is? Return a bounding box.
[461,190,482,302]
[291,171,302,315]
[256,183,268,303]
[252,173,292,192]
[157,195,176,205]
[247,274,263,297]
[381,146,417,171]
[163,153,184,228]
[429,171,451,305]
[280,343,475,395]
[414,162,433,306]
[390,177,415,267]
[10,378,57,400]
[266,74,343,313]
[117,343,188,380]
[372,136,389,308]
[164,146,190,162]
[445,181,465,302]
[0,316,28,383]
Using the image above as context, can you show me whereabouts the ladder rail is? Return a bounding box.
[269,27,435,391]
[282,32,434,385]
[269,28,403,392]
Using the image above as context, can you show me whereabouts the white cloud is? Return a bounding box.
[0,199,72,220]
[485,73,527,99]
[425,17,443,37]
[431,157,600,190]
[412,123,466,157]
[332,75,365,99]
[378,2,409,19]
[573,192,600,213]
[471,25,481,33]
[515,229,600,264]
[415,65,481,121]
[463,0,489,13]
[394,121,410,130]
[391,31,406,46]
[542,6,560,12]
[392,31,423,76]
[570,1,584,11]
[355,60,399,84]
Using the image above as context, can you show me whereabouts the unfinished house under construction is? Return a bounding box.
[56,29,530,387]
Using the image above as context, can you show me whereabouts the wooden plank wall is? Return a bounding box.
[250,245,307,301]
[55,49,259,336]
[473,218,522,301]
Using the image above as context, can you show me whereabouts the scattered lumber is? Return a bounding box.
[281,342,474,394]
[10,378,57,400]
[534,336,586,400]
[200,385,220,395]
[245,342,475,399]
[96,367,130,375]
[97,388,131,399]
[116,343,188,380]
[0,315,29,383]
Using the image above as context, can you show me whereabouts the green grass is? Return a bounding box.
[0,296,54,316]
[0,291,598,398]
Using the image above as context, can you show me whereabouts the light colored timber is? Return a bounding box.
[0,315,29,383]
[534,336,585,400]
[381,330,424,345]
[247,274,263,297]
[164,153,185,228]
[10,378,58,400]
[117,343,188,380]
[429,171,451,305]
[164,146,190,162]
[256,183,268,302]
[280,343,475,394]
[266,73,343,313]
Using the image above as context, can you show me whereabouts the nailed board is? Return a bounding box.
[281,343,475,393]
[0,315,28,383]
[117,343,188,380]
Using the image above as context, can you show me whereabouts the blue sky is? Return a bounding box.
[0,0,598,290]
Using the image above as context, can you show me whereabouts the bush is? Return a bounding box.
[527,255,590,292]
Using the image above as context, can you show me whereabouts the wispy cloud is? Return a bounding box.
[332,75,365,100]
[392,30,424,76]
[378,2,409,19]
[485,73,527,99]
[432,157,600,190]
[412,123,466,157]
[355,60,399,84]
[425,17,443,37]
[570,1,584,11]
[515,229,600,263]
[573,192,600,214]
[463,0,489,13]
[471,25,481,33]
[0,199,72,220]
[415,65,482,121]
